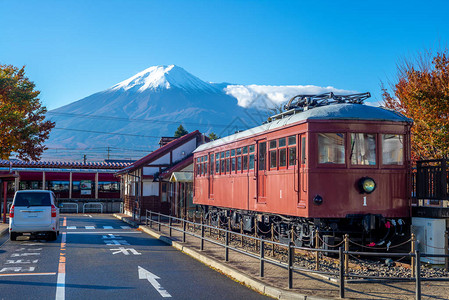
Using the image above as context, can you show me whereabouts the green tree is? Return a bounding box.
[382,50,449,160]
[0,64,55,161]
[207,132,219,141]
[174,124,188,138]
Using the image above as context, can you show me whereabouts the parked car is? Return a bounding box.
[9,190,60,241]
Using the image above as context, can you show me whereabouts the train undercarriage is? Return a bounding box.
[200,205,409,250]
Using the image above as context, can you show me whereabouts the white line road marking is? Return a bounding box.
[138,266,172,298]
[110,247,141,255]
[0,267,35,273]
[11,253,40,257]
[85,226,95,230]
[102,234,121,239]
[121,226,131,229]
[103,226,113,229]
[66,226,76,230]
[83,214,92,218]
[105,240,130,246]
[0,272,55,277]
[56,232,67,300]
[6,259,39,264]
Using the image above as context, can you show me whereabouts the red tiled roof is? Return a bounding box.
[116,130,201,175]
[0,160,131,170]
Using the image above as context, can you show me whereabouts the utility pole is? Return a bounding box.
[107,146,111,160]
[83,155,87,164]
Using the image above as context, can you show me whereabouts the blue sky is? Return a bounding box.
[1,0,447,110]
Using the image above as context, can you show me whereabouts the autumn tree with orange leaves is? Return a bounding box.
[382,50,449,161]
[0,64,55,161]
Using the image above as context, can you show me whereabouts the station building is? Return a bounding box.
[0,160,130,213]
[116,130,208,219]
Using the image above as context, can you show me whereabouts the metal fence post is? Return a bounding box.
[149,211,152,228]
[169,217,172,237]
[339,246,345,298]
[145,210,148,226]
[288,242,293,289]
[158,213,161,232]
[344,234,349,273]
[415,250,421,300]
[260,240,265,277]
[225,229,229,262]
[411,233,416,277]
[315,229,320,270]
[201,218,204,251]
[445,230,449,272]
[183,218,186,243]
[271,223,275,257]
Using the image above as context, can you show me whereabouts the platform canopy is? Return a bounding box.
[169,172,193,183]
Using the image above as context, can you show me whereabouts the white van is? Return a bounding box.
[9,190,60,241]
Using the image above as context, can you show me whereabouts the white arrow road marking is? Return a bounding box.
[85,226,95,230]
[102,234,121,239]
[138,266,172,298]
[110,247,141,255]
[103,226,113,229]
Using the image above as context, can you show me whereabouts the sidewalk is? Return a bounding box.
[0,222,8,237]
[113,214,448,300]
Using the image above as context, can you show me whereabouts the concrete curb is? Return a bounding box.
[0,226,9,237]
[112,214,328,300]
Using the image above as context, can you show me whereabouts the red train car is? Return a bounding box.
[193,93,412,246]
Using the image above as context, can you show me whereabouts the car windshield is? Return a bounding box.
[14,192,51,206]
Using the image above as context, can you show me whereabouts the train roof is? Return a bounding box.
[195,103,412,152]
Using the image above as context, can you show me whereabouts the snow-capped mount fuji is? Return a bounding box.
[43,65,353,161]
[110,65,220,93]
[44,65,263,161]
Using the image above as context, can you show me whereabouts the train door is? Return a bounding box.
[256,140,267,203]
[208,152,214,199]
[298,134,307,207]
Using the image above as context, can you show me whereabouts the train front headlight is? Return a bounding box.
[359,177,376,194]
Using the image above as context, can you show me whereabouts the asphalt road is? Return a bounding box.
[0,214,270,300]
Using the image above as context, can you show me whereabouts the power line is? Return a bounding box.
[47,111,246,128]
[53,127,161,138]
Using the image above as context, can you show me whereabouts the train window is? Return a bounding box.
[279,148,287,167]
[220,152,225,159]
[249,154,255,170]
[226,159,231,172]
[279,138,286,147]
[216,159,220,174]
[269,140,277,149]
[289,147,296,166]
[197,157,201,163]
[236,148,241,155]
[249,145,255,153]
[215,153,219,160]
[204,155,208,161]
[350,133,376,165]
[201,156,204,162]
[288,135,296,145]
[204,163,208,175]
[237,156,242,171]
[221,159,225,173]
[226,151,230,158]
[318,133,345,164]
[231,149,235,156]
[242,146,248,154]
[301,136,306,164]
[243,156,248,170]
[231,158,236,172]
[270,150,277,169]
[382,134,404,165]
[259,142,267,170]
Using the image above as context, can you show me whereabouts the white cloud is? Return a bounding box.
[224,84,356,109]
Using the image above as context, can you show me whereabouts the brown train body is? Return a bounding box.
[193,101,412,246]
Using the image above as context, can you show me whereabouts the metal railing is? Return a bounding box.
[60,202,79,213]
[145,210,449,300]
[82,202,103,213]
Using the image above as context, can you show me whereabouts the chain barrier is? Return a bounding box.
[419,241,445,250]
[348,237,411,250]
[318,235,344,248]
